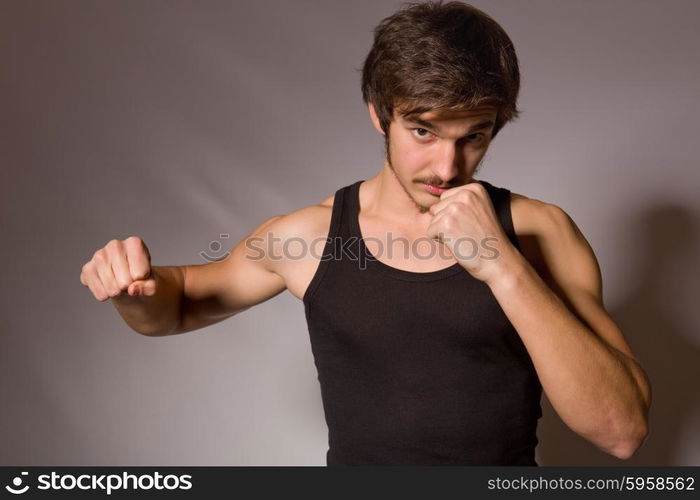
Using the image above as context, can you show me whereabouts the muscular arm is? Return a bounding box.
[170,215,287,335]
[487,199,651,459]
[114,215,288,336]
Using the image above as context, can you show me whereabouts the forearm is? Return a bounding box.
[487,251,649,457]
[111,265,186,336]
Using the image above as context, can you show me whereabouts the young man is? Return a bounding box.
[79,1,651,465]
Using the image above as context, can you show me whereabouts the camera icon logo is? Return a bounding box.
[5,472,29,494]
[199,233,231,262]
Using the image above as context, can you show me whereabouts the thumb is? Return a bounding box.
[127,277,157,297]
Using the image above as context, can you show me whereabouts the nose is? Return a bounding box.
[430,142,461,184]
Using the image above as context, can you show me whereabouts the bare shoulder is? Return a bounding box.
[256,192,335,272]
[254,192,336,299]
[510,190,580,233]
[265,193,335,239]
[509,190,589,278]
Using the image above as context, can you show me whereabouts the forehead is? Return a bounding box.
[402,106,497,123]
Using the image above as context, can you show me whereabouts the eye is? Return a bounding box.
[411,128,433,140]
[462,133,489,146]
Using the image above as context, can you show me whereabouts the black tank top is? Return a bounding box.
[303,179,542,465]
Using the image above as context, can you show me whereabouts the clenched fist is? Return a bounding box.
[80,236,156,301]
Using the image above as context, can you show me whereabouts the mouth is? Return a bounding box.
[423,183,451,196]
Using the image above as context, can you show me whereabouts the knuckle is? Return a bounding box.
[105,240,123,256]
[125,235,142,246]
[126,237,149,259]
[471,186,485,198]
[115,277,130,289]
[89,286,105,301]
[132,268,148,280]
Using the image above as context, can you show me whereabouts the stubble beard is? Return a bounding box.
[384,135,432,215]
[384,133,485,216]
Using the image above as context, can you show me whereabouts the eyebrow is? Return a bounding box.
[406,117,495,134]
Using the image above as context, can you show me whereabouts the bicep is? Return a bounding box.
[174,215,287,334]
[538,204,636,360]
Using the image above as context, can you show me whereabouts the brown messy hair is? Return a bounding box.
[361,0,521,139]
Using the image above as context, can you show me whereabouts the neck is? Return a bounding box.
[362,162,434,232]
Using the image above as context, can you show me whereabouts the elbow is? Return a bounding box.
[604,372,652,460]
[132,313,183,336]
[606,418,649,460]
[131,323,177,337]
[609,435,646,460]
[132,326,160,337]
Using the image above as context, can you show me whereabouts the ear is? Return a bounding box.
[367,102,386,136]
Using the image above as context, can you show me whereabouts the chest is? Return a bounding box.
[282,199,542,301]
[283,227,463,301]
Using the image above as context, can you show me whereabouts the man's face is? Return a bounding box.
[381,105,498,214]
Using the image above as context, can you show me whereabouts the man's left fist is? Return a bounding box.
[426,182,515,284]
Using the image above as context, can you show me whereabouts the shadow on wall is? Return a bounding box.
[536,204,700,465]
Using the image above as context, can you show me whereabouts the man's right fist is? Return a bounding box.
[80,236,156,302]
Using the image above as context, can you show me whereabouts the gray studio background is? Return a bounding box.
[2,0,698,465]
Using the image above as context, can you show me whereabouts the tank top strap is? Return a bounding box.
[302,180,364,305]
[318,179,365,242]
[477,179,522,253]
[328,182,350,240]
[338,179,365,239]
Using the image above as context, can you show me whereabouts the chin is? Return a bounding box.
[414,193,434,214]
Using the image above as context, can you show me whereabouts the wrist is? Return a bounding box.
[484,246,533,290]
